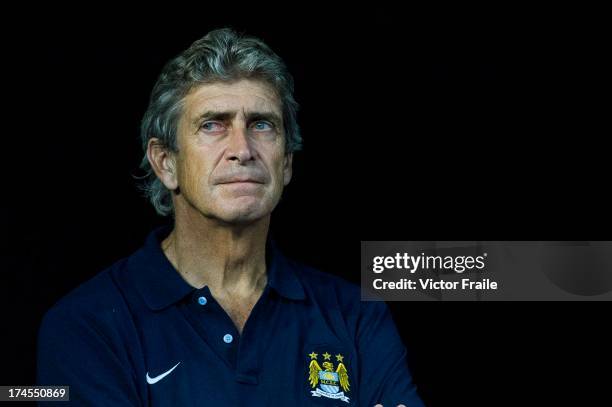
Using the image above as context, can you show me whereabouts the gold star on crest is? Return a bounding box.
[308,352,318,359]
[336,354,344,362]
[323,352,331,360]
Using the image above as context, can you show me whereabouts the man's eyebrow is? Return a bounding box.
[245,111,282,126]
[193,110,236,126]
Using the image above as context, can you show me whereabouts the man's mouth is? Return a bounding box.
[219,178,264,184]
[215,174,267,185]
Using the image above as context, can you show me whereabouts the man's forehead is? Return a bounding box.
[184,79,281,115]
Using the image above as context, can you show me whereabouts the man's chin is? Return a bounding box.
[214,205,271,225]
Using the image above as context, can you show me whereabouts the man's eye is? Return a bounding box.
[251,121,273,131]
[200,121,225,132]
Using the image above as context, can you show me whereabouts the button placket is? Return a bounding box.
[184,287,240,368]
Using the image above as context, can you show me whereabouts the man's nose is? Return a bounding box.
[225,126,254,164]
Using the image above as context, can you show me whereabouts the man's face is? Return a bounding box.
[170,79,292,224]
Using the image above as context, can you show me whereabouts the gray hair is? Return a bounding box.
[138,28,302,217]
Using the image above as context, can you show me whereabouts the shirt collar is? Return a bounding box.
[128,225,306,311]
[265,237,307,301]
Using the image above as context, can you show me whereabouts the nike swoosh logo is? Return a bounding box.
[146,361,181,384]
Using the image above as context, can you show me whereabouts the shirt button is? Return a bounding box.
[223,334,233,344]
[197,296,207,305]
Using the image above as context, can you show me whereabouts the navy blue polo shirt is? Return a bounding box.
[37,226,424,406]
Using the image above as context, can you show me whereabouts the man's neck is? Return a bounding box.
[161,212,270,301]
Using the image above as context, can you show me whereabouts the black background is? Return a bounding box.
[2,5,610,406]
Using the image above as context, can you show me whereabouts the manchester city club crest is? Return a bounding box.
[307,350,351,403]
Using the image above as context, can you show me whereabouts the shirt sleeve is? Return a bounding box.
[37,303,142,406]
[357,300,425,407]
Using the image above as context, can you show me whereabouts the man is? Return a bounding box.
[37,28,424,406]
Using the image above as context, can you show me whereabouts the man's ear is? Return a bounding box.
[283,152,293,186]
[147,138,178,190]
